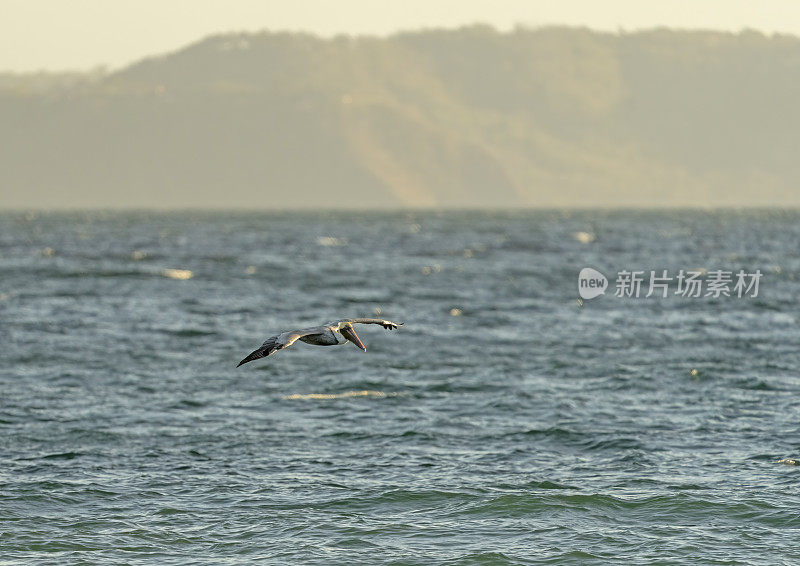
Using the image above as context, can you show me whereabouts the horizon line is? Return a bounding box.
[2,23,797,76]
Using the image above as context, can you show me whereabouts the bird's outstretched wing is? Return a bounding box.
[236,329,318,367]
[337,318,403,330]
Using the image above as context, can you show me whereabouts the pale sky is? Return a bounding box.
[2,0,798,72]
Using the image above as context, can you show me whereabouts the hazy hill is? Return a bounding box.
[2,26,800,209]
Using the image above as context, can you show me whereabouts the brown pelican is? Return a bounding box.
[237,318,403,367]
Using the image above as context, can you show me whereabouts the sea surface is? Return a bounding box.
[1,210,799,565]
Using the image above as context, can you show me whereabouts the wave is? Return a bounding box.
[283,390,394,400]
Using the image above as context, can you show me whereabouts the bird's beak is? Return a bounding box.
[341,326,366,352]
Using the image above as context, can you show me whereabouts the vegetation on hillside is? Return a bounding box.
[2,26,798,208]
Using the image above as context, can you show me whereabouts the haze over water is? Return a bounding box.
[2,210,799,564]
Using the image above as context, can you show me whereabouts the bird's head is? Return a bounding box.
[339,322,366,352]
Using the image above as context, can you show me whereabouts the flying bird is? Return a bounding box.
[237,318,403,367]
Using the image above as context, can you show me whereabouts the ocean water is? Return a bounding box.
[1,210,799,565]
